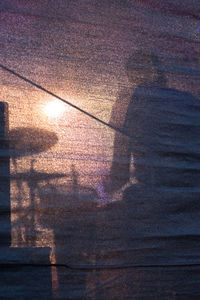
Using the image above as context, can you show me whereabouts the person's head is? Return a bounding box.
[126,51,166,86]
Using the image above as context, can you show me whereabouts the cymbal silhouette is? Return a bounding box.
[11,171,68,182]
[9,127,58,157]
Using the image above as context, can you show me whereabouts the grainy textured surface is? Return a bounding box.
[0,0,200,299]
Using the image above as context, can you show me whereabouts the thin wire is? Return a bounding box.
[0,63,129,138]
[1,64,200,272]
[1,262,200,271]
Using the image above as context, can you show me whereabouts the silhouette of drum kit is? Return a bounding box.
[9,126,97,218]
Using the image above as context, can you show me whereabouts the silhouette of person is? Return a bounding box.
[96,51,200,298]
[106,52,166,193]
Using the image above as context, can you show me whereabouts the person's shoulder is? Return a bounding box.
[149,84,199,104]
[131,83,200,109]
[164,88,199,106]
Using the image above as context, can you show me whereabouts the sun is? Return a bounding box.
[44,100,66,118]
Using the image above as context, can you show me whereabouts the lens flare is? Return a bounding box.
[44,100,66,118]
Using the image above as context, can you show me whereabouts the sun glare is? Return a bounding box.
[44,100,66,118]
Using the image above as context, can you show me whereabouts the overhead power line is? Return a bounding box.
[0,63,128,138]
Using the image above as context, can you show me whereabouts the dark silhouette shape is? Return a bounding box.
[9,126,58,157]
[0,105,54,298]
[8,126,59,246]
[11,159,68,247]
[108,51,200,192]
[92,52,200,299]
[107,51,168,193]
[8,125,98,297]
[38,164,98,299]
[125,53,200,298]
[0,102,10,246]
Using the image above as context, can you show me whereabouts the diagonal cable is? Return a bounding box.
[0,63,128,138]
